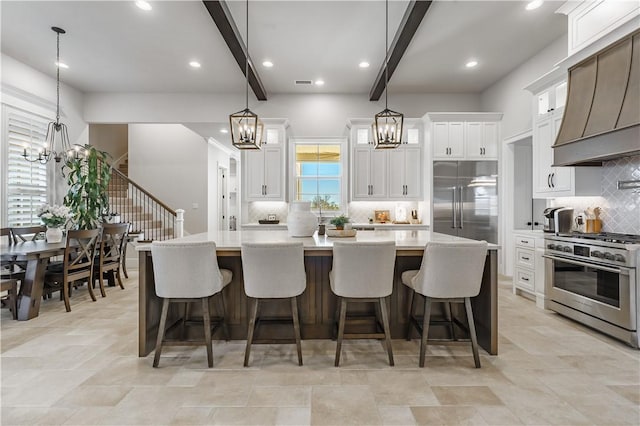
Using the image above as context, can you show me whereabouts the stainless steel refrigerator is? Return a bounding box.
[433,161,498,244]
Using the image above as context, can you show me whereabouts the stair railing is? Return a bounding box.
[107,167,180,242]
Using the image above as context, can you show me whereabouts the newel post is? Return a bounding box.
[176,209,185,238]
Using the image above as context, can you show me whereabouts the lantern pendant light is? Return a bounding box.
[230,0,263,150]
[374,0,403,149]
[23,27,79,164]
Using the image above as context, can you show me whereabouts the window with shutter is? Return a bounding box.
[3,105,50,227]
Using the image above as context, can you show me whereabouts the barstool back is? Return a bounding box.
[151,240,224,299]
[331,241,396,298]
[241,242,306,298]
[412,241,488,299]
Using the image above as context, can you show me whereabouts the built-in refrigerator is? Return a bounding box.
[433,161,498,244]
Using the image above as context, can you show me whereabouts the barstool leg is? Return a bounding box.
[334,297,347,367]
[219,291,230,341]
[444,302,456,341]
[153,298,170,368]
[291,296,303,366]
[405,289,415,341]
[182,302,190,339]
[419,296,432,368]
[202,297,213,368]
[244,298,259,367]
[379,297,394,366]
[464,297,481,368]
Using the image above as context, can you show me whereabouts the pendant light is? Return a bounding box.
[374,0,403,149]
[229,0,263,150]
[23,27,79,164]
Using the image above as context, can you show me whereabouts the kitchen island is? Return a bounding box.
[136,230,498,357]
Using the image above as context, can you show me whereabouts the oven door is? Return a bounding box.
[544,254,636,330]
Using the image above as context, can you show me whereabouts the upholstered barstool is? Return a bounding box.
[241,242,306,367]
[151,240,232,368]
[402,240,488,368]
[330,240,396,367]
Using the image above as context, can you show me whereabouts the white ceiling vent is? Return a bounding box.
[295,80,313,85]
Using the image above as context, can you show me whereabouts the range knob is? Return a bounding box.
[592,251,603,258]
[547,244,556,250]
[614,254,626,262]
[563,246,572,253]
[603,252,615,261]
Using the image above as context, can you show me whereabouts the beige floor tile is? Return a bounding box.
[367,370,438,406]
[210,407,278,425]
[568,403,640,425]
[311,385,381,425]
[180,385,253,407]
[475,406,523,425]
[431,386,503,406]
[608,385,640,404]
[378,406,417,425]
[54,385,132,407]
[169,407,215,425]
[410,406,487,425]
[248,385,311,407]
[275,407,311,425]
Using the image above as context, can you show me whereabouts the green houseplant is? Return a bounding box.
[329,215,350,230]
[64,145,112,230]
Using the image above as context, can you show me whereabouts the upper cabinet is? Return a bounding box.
[426,113,502,161]
[243,120,287,201]
[349,119,423,201]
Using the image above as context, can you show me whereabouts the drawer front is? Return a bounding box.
[516,269,535,292]
[515,235,535,248]
[516,248,535,269]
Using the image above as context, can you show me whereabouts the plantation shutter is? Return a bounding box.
[5,106,49,226]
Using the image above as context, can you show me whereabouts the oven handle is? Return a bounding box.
[542,254,631,276]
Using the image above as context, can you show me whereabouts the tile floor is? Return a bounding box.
[1,273,639,425]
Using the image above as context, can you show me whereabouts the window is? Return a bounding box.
[3,105,49,226]
[294,143,343,212]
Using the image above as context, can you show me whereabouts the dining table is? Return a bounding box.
[1,240,67,320]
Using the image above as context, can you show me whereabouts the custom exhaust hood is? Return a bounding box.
[553,29,640,166]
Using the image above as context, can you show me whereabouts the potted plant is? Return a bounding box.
[63,144,112,230]
[37,204,74,243]
[330,215,350,230]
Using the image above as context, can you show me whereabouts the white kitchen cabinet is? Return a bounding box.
[432,122,465,159]
[352,146,387,200]
[243,145,284,201]
[388,146,422,199]
[465,122,499,160]
[513,232,546,308]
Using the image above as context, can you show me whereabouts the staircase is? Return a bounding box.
[106,158,179,242]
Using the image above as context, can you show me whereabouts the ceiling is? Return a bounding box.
[1,1,567,96]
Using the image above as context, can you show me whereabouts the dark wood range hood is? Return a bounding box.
[553,29,640,166]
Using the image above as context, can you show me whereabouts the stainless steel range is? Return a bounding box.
[544,232,639,348]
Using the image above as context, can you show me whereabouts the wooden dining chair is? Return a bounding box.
[43,229,101,312]
[10,226,46,243]
[93,223,129,297]
[0,279,19,320]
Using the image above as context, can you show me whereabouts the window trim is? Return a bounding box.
[289,138,347,217]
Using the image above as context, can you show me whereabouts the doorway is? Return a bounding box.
[218,166,228,231]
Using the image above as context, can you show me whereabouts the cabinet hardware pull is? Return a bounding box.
[520,240,528,244]
[547,173,551,188]
[522,257,530,261]
[550,172,555,188]
[522,277,529,281]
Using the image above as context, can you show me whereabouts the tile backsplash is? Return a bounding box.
[552,155,640,234]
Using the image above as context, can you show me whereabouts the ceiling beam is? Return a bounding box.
[369,0,432,101]
[202,0,268,101]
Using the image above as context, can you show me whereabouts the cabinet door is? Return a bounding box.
[244,150,266,200]
[432,122,450,158]
[533,117,554,195]
[549,111,572,193]
[403,147,422,199]
[482,122,499,159]
[370,149,387,198]
[465,122,483,159]
[352,147,372,199]
[387,149,405,198]
[263,147,283,200]
[448,122,465,158]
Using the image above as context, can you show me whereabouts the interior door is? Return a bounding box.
[458,161,498,243]
[433,161,458,237]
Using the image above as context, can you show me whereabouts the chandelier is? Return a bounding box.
[229,0,263,150]
[373,0,403,149]
[23,27,81,164]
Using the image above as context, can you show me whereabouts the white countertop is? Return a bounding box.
[137,229,497,252]
[512,230,546,237]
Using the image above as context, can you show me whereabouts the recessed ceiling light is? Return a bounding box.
[189,61,201,68]
[359,61,370,68]
[135,1,152,11]
[314,80,325,86]
[262,61,273,68]
[55,61,69,69]
[525,0,543,11]
[220,129,228,134]
[465,60,478,68]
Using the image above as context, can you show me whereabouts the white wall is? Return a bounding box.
[84,92,481,136]
[128,124,209,234]
[480,35,568,140]
[89,124,128,161]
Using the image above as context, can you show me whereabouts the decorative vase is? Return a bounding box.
[287,201,317,237]
[45,226,63,243]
